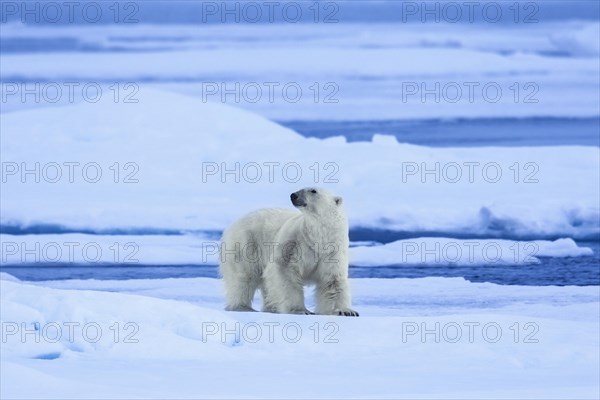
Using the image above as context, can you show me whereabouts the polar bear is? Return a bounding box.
[219,187,358,316]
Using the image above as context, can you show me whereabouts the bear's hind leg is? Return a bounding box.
[224,276,260,312]
[221,256,260,312]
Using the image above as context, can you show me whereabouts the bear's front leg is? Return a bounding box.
[263,262,312,315]
[315,275,359,317]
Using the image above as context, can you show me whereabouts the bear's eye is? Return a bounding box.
[311,189,317,194]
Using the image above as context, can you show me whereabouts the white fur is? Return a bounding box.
[219,188,358,316]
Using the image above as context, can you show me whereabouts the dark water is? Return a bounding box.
[280,117,600,147]
[3,241,598,286]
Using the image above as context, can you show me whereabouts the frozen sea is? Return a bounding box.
[1,4,599,398]
[1,13,599,286]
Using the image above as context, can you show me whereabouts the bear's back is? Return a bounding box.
[222,208,299,244]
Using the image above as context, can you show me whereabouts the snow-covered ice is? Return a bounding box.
[0,233,593,266]
[1,89,598,240]
[350,237,593,266]
[1,273,598,399]
[2,22,599,120]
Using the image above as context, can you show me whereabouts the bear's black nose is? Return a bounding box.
[291,193,298,200]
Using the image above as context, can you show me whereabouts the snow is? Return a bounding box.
[1,88,598,239]
[550,23,600,57]
[0,233,593,266]
[1,21,599,120]
[350,237,593,267]
[1,274,598,399]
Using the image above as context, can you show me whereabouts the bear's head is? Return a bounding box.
[290,187,343,217]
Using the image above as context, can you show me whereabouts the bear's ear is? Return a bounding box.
[334,196,343,206]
